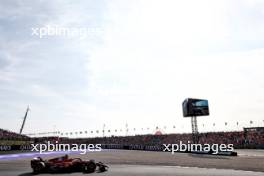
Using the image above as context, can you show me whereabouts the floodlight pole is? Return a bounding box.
[19,106,30,134]
[191,116,199,144]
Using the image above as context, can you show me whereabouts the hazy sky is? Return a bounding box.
[0,0,264,137]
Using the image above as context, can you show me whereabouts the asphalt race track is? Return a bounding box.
[0,150,263,176]
[1,164,263,176]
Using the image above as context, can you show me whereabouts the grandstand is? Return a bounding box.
[31,128,264,149]
[1,127,263,151]
[0,128,31,145]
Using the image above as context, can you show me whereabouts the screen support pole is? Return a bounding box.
[191,116,199,144]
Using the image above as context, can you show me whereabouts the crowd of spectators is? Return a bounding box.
[0,128,30,141]
[59,129,264,149]
[1,128,263,149]
[243,128,264,148]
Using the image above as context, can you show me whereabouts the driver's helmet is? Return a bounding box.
[64,154,69,160]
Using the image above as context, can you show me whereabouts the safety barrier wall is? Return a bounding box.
[0,144,239,156]
[0,145,32,151]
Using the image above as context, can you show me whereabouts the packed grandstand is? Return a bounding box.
[0,127,263,151]
[0,128,30,145]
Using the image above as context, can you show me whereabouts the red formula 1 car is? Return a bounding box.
[31,155,108,174]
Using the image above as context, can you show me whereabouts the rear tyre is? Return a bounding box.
[83,161,96,173]
[32,162,45,174]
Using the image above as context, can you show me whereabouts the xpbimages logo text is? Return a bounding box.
[31,141,102,154]
[163,141,234,154]
[31,25,103,39]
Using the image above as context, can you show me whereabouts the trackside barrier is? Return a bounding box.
[101,144,123,149]
[0,145,32,151]
[101,144,237,156]
[0,144,237,156]
[101,144,163,151]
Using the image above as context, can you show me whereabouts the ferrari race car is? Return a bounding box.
[31,155,108,174]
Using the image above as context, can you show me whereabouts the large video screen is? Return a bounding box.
[182,98,209,117]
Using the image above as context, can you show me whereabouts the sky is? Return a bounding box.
[0,0,264,137]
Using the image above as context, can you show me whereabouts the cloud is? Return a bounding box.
[0,52,10,69]
[0,0,105,132]
[86,0,264,132]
